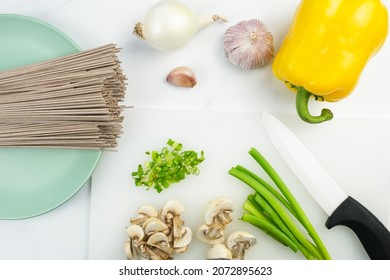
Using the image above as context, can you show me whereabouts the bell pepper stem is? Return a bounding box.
[295,87,333,124]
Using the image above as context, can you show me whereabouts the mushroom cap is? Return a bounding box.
[226,231,257,250]
[204,198,234,225]
[207,243,232,260]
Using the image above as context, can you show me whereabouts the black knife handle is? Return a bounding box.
[325,196,390,260]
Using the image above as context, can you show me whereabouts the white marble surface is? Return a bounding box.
[0,0,389,259]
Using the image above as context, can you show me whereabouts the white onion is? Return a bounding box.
[133,0,227,51]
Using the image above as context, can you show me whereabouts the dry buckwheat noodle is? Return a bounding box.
[0,43,127,150]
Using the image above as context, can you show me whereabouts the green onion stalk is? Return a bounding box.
[229,147,331,260]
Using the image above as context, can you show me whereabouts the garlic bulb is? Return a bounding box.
[223,19,274,70]
[133,0,227,51]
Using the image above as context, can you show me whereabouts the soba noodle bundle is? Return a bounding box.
[0,43,127,150]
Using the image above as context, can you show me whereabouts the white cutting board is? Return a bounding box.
[89,108,390,260]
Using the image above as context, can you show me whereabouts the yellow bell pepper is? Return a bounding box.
[272,0,388,124]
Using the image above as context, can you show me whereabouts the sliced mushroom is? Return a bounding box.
[160,200,186,244]
[130,204,159,226]
[137,243,148,259]
[125,200,192,260]
[226,231,257,260]
[197,198,234,245]
[125,224,146,260]
[207,243,233,260]
[126,224,145,240]
[173,226,192,249]
[147,232,174,255]
[143,244,172,260]
[204,198,234,227]
[143,217,169,236]
[160,200,185,223]
[196,223,225,244]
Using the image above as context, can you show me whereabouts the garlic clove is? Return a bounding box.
[223,19,274,70]
[167,66,197,88]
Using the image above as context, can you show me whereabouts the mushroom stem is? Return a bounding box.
[232,242,246,260]
[205,224,224,239]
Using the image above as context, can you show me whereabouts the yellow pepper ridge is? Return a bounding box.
[273,0,388,124]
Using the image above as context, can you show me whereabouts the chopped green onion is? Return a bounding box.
[132,139,205,193]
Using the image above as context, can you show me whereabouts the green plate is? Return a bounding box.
[0,14,102,219]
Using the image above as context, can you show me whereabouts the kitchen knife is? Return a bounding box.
[262,112,390,260]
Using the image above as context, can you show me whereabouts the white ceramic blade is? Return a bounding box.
[387,203,390,230]
[262,113,347,216]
